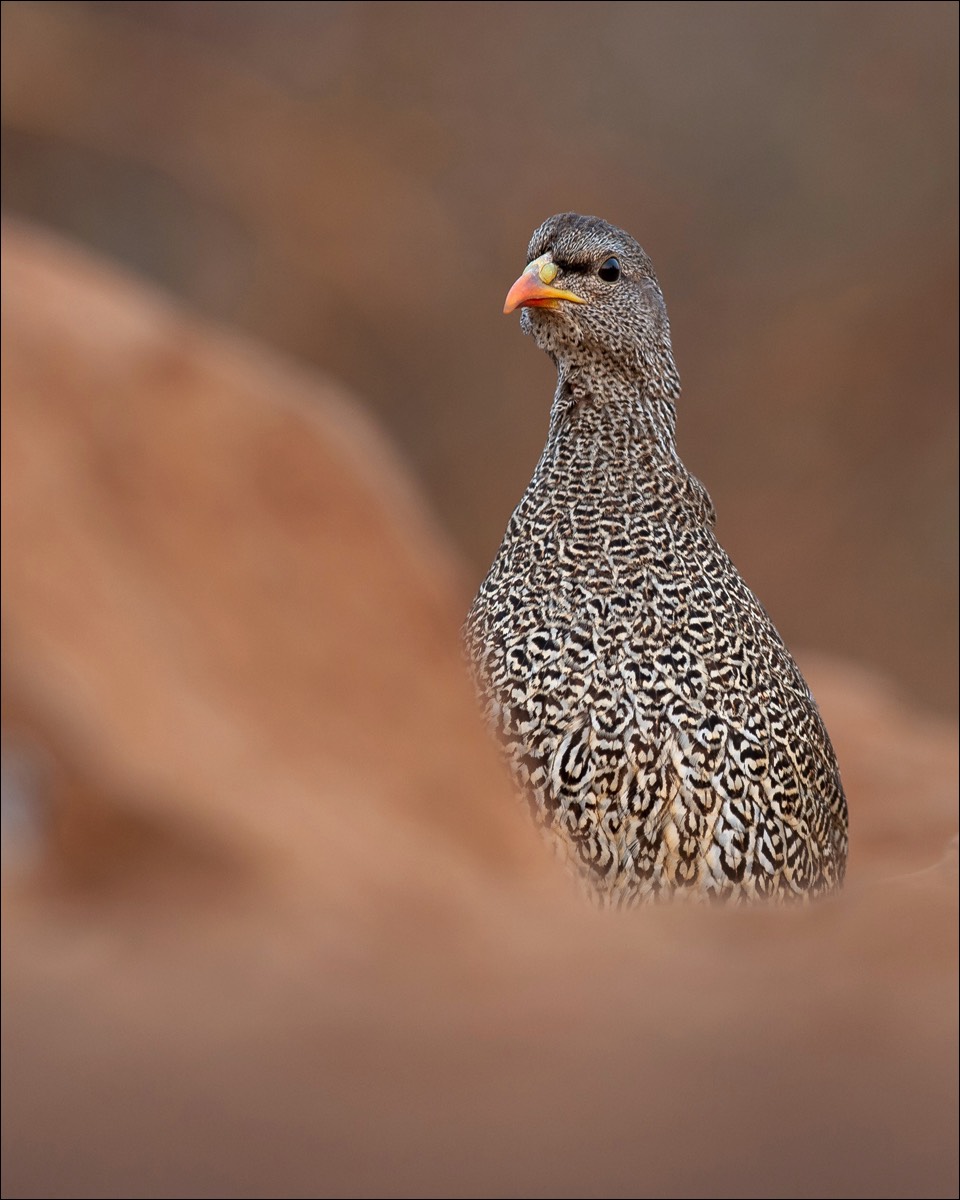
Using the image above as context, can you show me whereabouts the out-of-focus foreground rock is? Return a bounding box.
[2,224,957,1199]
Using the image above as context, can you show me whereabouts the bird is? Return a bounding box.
[464,213,848,906]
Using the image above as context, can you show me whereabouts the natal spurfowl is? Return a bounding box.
[464,213,848,905]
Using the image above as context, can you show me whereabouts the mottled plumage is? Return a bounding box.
[465,213,847,905]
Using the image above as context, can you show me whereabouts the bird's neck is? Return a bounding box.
[535,366,685,488]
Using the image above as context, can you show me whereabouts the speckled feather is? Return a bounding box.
[464,214,848,905]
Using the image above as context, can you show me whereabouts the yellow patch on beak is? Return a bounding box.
[503,254,588,314]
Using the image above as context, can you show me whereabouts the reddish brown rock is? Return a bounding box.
[1,218,543,912]
[2,224,956,1199]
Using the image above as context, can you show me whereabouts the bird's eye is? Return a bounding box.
[598,256,621,283]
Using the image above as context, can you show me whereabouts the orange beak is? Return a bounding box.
[503,253,587,315]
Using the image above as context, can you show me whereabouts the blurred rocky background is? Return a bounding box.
[3,0,956,711]
[2,3,957,1197]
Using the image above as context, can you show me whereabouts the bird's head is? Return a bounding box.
[504,213,680,399]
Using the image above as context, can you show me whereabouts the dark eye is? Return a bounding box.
[598,256,621,283]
